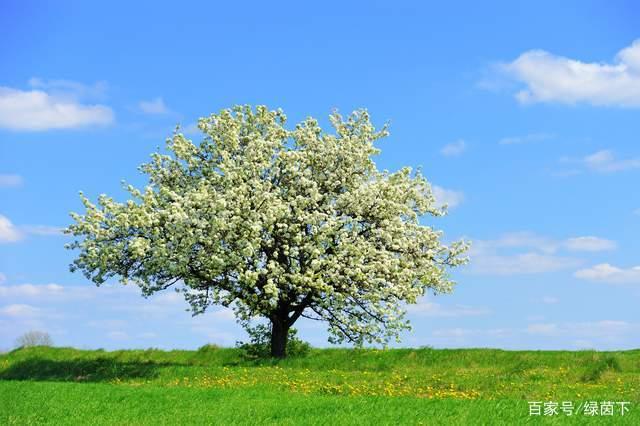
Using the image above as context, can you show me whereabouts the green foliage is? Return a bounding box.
[196,343,221,354]
[0,357,159,382]
[236,324,311,359]
[581,354,622,382]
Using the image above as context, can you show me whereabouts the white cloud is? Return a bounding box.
[474,231,617,253]
[440,139,466,157]
[0,174,23,188]
[0,273,5,284]
[0,281,245,350]
[475,231,558,253]
[0,282,104,303]
[574,263,640,285]
[0,82,114,131]
[527,320,632,339]
[432,321,635,345]
[469,251,582,275]
[499,133,553,145]
[0,283,64,298]
[426,321,639,349]
[28,78,108,100]
[556,150,640,175]
[564,236,616,252]
[407,299,490,317]
[466,231,608,275]
[582,150,640,173]
[501,39,640,107]
[0,304,40,318]
[21,225,65,236]
[139,97,169,115]
[526,323,559,335]
[0,215,67,242]
[432,185,464,209]
[541,296,559,304]
[0,214,23,243]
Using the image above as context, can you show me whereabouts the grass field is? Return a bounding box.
[1,346,639,424]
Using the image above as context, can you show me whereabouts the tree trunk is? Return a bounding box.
[270,317,289,358]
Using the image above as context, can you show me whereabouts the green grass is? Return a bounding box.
[1,346,639,424]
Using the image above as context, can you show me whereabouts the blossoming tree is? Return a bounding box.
[66,105,468,357]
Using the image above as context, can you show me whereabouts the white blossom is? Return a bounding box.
[66,105,469,347]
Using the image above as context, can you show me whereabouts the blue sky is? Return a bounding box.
[2,0,640,351]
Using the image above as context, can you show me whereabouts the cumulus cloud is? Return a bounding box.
[0,211,64,244]
[0,304,40,318]
[556,149,640,175]
[138,97,169,115]
[564,236,617,252]
[582,150,640,173]
[467,231,614,276]
[526,323,559,335]
[500,39,640,107]
[527,320,633,339]
[469,252,582,275]
[476,231,557,253]
[0,281,245,350]
[432,185,464,209]
[429,321,638,349]
[0,214,23,243]
[0,80,114,131]
[0,174,23,188]
[473,232,615,253]
[0,283,64,298]
[28,78,108,100]
[21,225,65,236]
[435,321,633,341]
[574,263,640,285]
[440,139,466,157]
[0,214,67,242]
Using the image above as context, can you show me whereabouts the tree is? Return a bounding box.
[66,105,469,358]
[16,330,53,348]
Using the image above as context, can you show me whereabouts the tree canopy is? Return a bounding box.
[66,105,469,357]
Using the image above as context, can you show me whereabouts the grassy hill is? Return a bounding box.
[1,346,639,424]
